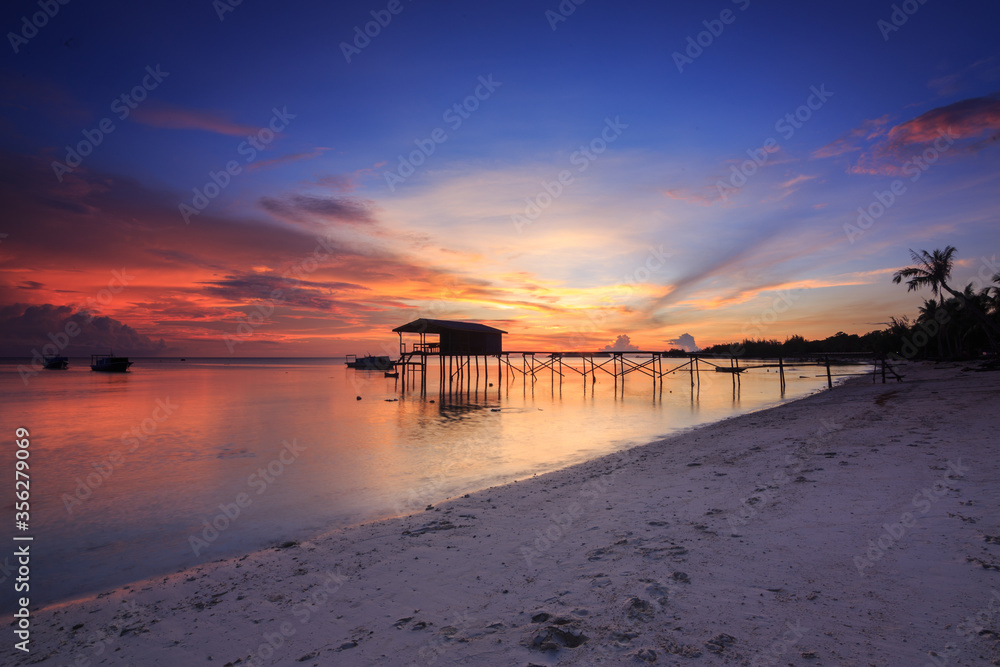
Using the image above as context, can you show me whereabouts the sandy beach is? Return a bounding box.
[19,361,1000,666]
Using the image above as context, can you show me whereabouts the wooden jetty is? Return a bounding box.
[386,319,902,397]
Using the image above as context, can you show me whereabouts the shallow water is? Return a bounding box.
[0,356,843,607]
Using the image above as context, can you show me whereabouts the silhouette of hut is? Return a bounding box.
[392,318,506,355]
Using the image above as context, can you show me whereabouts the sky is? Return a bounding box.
[1,0,999,357]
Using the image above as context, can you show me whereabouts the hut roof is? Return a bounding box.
[392,318,507,335]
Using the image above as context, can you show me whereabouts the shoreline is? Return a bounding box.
[23,360,1000,665]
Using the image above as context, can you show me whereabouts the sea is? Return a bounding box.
[0,356,847,609]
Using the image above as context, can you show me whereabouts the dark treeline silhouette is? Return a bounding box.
[699,247,1000,361]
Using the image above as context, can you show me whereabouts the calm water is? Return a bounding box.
[0,356,841,608]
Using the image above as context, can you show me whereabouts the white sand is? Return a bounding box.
[23,361,1000,666]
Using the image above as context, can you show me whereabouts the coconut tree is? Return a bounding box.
[917,298,947,359]
[892,246,1000,354]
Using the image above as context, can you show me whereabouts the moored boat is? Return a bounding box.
[345,354,395,370]
[43,355,69,370]
[91,353,133,372]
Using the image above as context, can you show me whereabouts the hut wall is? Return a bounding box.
[439,330,502,355]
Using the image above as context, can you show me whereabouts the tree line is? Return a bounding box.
[697,247,1000,361]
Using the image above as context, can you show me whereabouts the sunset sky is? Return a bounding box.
[2,0,999,356]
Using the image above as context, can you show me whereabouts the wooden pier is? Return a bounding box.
[386,319,901,397]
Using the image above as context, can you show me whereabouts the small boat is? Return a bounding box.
[715,366,748,373]
[384,371,399,378]
[43,355,69,370]
[91,353,133,373]
[345,355,395,370]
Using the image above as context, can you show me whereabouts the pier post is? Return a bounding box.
[825,356,832,389]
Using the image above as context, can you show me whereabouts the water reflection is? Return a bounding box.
[0,356,837,608]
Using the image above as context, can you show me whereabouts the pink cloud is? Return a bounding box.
[811,115,892,159]
[813,94,1000,175]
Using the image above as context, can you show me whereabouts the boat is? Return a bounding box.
[91,353,133,373]
[345,354,395,370]
[43,355,69,370]
[384,371,399,378]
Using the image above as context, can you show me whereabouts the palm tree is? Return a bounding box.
[892,247,1000,354]
[917,298,946,359]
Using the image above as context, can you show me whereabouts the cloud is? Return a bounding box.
[777,174,816,190]
[17,281,45,290]
[0,303,167,356]
[666,333,698,352]
[814,95,1000,175]
[811,115,892,159]
[661,186,719,206]
[312,174,357,191]
[259,194,374,225]
[603,333,640,351]
[928,57,1000,98]
[248,148,331,172]
[131,102,261,136]
[201,272,372,313]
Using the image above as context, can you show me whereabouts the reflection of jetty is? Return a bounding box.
[392,319,901,395]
